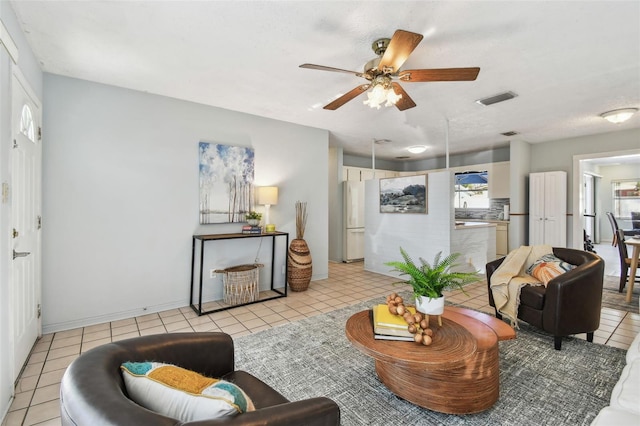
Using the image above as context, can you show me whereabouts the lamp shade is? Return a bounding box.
[257,186,278,205]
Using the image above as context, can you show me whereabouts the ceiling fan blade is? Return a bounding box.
[300,63,365,78]
[378,30,424,73]
[398,67,480,82]
[323,84,371,110]
[391,83,416,111]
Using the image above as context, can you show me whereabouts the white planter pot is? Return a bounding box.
[415,295,445,315]
[247,219,260,226]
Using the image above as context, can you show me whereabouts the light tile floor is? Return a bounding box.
[3,244,639,425]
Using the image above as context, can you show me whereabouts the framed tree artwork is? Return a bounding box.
[199,142,254,224]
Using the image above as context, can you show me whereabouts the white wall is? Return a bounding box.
[364,171,495,281]
[328,146,343,262]
[364,171,453,275]
[509,140,532,249]
[42,74,329,333]
[510,128,640,249]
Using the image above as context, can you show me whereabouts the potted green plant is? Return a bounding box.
[245,211,262,226]
[385,247,479,315]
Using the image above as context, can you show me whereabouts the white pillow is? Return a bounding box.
[121,362,254,422]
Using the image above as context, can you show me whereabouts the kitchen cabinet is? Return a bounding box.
[496,223,509,256]
[488,162,510,199]
[529,171,567,247]
[344,166,361,181]
[342,166,398,181]
[361,169,375,180]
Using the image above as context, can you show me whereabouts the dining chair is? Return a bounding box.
[616,229,640,292]
[607,212,640,246]
[631,211,640,229]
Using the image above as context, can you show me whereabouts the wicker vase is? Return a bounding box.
[287,238,312,291]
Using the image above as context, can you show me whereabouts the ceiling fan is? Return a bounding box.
[300,29,480,111]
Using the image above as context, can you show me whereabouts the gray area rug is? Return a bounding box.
[602,275,639,312]
[234,297,626,425]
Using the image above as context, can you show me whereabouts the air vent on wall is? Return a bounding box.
[476,91,517,106]
[501,131,519,136]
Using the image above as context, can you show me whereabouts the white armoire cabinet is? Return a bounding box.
[529,171,567,247]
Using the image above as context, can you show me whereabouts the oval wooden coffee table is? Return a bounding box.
[345,306,515,414]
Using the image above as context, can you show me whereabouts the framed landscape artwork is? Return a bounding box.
[199,142,254,224]
[380,175,428,214]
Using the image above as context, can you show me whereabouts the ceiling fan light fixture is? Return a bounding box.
[363,76,401,109]
[600,108,637,124]
[407,145,427,154]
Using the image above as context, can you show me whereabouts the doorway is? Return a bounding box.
[573,149,640,249]
[10,70,42,382]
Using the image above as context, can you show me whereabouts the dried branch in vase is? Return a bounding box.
[295,201,308,239]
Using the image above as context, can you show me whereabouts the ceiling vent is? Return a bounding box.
[476,91,517,106]
[501,131,519,137]
[395,156,410,160]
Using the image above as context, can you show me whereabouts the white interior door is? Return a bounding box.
[542,172,567,247]
[11,71,42,380]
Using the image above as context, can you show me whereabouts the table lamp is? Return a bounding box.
[257,186,278,232]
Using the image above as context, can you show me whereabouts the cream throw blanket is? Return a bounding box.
[489,245,553,328]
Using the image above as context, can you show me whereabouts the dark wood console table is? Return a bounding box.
[190,232,289,315]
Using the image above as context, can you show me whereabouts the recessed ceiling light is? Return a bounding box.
[407,145,427,154]
[600,108,638,124]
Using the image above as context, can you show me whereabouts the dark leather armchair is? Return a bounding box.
[60,332,340,425]
[486,247,604,350]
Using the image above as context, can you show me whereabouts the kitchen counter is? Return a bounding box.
[455,218,510,224]
[455,218,509,257]
[454,221,497,230]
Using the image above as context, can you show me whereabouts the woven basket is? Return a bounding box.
[215,264,263,305]
[287,239,312,292]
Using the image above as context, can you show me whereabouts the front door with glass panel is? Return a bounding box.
[11,72,42,381]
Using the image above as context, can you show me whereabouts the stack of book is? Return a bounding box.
[371,304,415,341]
[241,225,262,234]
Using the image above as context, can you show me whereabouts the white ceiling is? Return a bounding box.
[9,0,640,161]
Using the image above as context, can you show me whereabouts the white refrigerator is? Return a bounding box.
[343,181,365,262]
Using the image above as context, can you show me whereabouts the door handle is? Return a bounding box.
[13,250,31,260]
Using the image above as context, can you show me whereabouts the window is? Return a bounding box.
[612,179,640,219]
[454,171,489,208]
[20,104,35,142]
